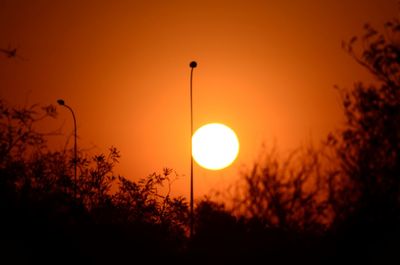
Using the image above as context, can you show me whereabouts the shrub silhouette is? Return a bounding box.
[235,146,332,233]
[0,101,189,263]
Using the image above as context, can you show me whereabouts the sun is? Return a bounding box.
[192,123,240,170]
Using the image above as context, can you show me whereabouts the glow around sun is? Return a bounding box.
[192,123,240,170]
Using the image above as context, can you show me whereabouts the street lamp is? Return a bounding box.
[57,99,77,199]
[189,61,197,238]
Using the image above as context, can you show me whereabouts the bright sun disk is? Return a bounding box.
[192,123,239,170]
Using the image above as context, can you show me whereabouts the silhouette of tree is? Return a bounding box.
[330,20,400,220]
[235,145,331,233]
[322,19,400,263]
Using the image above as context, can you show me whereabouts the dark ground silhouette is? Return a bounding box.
[1,19,399,264]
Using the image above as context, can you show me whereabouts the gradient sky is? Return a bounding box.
[0,0,397,198]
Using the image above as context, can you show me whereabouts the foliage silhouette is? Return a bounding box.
[0,101,189,263]
[324,18,400,263]
[332,20,400,220]
[235,146,332,233]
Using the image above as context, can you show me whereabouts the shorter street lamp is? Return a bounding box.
[57,99,77,198]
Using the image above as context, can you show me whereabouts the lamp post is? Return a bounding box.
[57,99,77,199]
[189,61,197,238]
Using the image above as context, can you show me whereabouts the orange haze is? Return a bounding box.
[0,0,397,198]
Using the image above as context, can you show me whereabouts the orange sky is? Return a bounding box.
[0,0,397,198]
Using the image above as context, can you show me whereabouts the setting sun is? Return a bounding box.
[192,123,239,170]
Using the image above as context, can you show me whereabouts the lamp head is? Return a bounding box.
[189,61,197,68]
[57,99,65,106]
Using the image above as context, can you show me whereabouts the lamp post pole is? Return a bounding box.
[189,61,197,238]
[57,99,77,199]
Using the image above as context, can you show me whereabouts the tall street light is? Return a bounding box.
[57,99,77,199]
[189,61,197,238]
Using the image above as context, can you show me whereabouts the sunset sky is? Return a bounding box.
[0,0,397,198]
